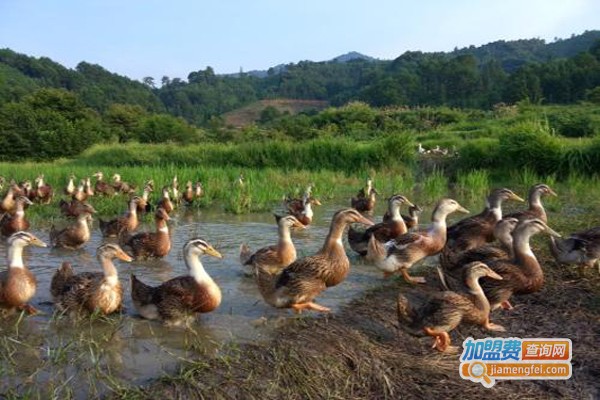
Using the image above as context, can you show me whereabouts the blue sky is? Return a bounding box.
[1,0,598,82]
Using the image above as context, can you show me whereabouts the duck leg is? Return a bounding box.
[484,319,506,332]
[291,302,331,314]
[423,327,454,352]
[401,269,426,284]
[17,304,39,315]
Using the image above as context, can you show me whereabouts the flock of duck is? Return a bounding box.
[0,174,598,352]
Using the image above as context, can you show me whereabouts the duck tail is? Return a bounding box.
[50,261,74,300]
[397,293,415,326]
[130,274,155,305]
[239,243,252,265]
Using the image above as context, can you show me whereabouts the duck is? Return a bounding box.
[64,174,76,196]
[283,184,316,213]
[351,187,378,213]
[504,183,556,223]
[136,182,154,214]
[84,177,95,198]
[397,262,505,352]
[549,226,600,274]
[254,208,373,313]
[440,217,519,274]
[0,232,47,315]
[50,205,96,249]
[441,218,561,311]
[182,180,194,205]
[130,237,223,327]
[0,196,33,237]
[50,243,132,316]
[72,180,88,202]
[59,198,93,218]
[194,181,203,200]
[93,172,115,197]
[348,194,415,256]
[99,196,141,237]
[383,203,423,231]
[156,186,174,214]
[366,198,469,284]
[120,207,171,259]
[444,188,524,253]
[171,176,181,206]
[284,193,321,227]
[0,183,18,214]
[112,173,136,195]
[355,177,373,199]
[239,215,306,276]
[31,174,53,204]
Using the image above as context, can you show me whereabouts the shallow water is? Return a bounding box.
[3,198,440,397]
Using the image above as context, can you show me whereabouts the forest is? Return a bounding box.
[0,30,599,161]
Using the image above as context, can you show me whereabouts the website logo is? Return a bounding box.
[459,337,572,388]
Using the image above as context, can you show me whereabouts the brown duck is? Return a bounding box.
[0,232,47,315]
[50,243,132,316]
[366,198,469,284]
[397,262,505,352]
[120,207,171,259]
[254,208,373,313]
[444,188,524,253]
[0,196,33,237]
[131,238,223,327]
[50,205,96,249]
[239,215,306,276]
[504,183,556,223]
[99,196,141,237]
[348,194,415,256]
[441,218,561,311]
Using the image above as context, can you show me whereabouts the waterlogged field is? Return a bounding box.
[0,163,599,398]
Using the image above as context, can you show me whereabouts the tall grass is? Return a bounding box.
[455,169,489,201]
[73,134,416,173]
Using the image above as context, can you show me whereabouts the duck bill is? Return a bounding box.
[313,199,322,206]
[117,250,133,262]
[205,246,223,259]
[487,270,503,280]
[457,206,470,214]
[548,188,558,197]
[510,193,525,202]
[31,237,48,248]
[404,199,415,208]
[544,226,562,238]
[357,215,375,226]
[293,220,307,229]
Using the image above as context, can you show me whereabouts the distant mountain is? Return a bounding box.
[330,51,375,63]
[225,51,376,78]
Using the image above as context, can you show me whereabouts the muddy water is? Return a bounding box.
[2,198,452,397]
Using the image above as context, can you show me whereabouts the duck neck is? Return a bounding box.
[156,218,168,234]
[142,189,150,201]
[529,189,542,210]
[513,231,541,280]
[429,207,450,240]
[320,218,346,256]
[302,202,313,218]
[98,254,119,286]
[8,244,26,268]
[128,201,138,216]
[388,201,402,222]
[277,223,293,247]
[186,253,213,285]
[486,195,503,221]
[466,276,490,315]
